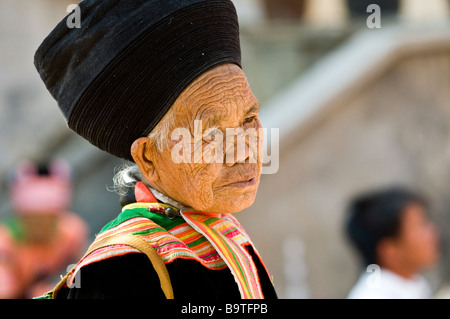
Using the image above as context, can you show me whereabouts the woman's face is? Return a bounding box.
[134,64,264,214]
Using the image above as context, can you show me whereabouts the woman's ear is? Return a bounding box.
[131,137,159,183]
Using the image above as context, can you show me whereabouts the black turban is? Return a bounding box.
[34,0,241,161]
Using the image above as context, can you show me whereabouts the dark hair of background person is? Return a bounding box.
[345,186,427,267]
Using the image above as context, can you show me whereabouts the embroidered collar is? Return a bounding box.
[148,186,189,211]
[125,181,266,299]
[130,182,187,219]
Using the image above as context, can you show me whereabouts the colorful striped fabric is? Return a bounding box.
[73,205,229,278]
[69,183,267,299]
[181,211,264,299]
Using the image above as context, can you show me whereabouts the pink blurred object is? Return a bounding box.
[9,159,72,214]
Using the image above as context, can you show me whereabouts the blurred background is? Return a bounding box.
[1,0,450,298]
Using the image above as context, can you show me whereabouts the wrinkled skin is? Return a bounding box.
[131,64,263,214]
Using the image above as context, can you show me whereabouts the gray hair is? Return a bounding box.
[110,106,175,196]
[110,163,142,196]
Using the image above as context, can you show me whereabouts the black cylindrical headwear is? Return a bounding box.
[34,0,241,161]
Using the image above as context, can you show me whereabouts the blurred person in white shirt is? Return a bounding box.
[345,186,440,299]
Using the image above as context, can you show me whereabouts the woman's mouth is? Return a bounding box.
[225,177,257,188]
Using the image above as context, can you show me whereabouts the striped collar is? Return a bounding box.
[122,181,267,299]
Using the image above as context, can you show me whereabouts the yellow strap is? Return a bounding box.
[51,234,174,299]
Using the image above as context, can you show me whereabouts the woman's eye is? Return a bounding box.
[203,128,221,141]
[244,116,257,124]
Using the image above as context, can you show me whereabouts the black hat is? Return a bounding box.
[34,0,241,161]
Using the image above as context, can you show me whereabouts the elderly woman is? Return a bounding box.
[34,0,277,299]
